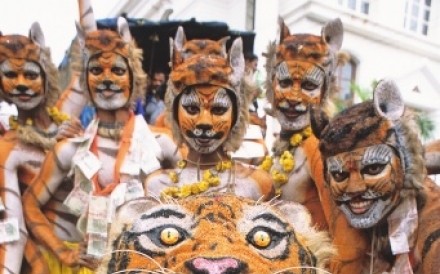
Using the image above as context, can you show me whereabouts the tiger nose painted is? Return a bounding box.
[186,257,246,274]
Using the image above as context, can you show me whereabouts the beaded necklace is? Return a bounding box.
[259,126,312,196]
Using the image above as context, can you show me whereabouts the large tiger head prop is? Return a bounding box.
[97,194,335,274]
[165,34,248,153]
[311,79,425,229]
[75,13,146,110]
[0,22,60,110]
[265,18,343,132]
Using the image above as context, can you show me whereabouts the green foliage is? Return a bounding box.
[350,80,377,102]
[416,111,435,140]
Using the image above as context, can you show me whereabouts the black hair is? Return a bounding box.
[244,52,258,61]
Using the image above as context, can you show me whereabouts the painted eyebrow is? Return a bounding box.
[24,62,41,73]
[0,62,10,72]
[114,57,128,68]
[213,88,231,108]
[88,60,100,67]
[180,89,199,106]
[141,209,186,220]
[252,213,288,228]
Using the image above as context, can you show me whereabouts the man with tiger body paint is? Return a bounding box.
[264,18,369,273]
[311,79,440,273]
[143,35,275,201]
[0,22,85,274]
[22,13,181,272]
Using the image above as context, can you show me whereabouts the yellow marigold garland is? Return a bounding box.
[161,160,232,198]
[8,106,70,130]
[259,126,311,196]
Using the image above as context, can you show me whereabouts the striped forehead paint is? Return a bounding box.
[275,61,291,81]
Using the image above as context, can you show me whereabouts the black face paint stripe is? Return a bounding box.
[141,209,186,220]
[422,228,440,259]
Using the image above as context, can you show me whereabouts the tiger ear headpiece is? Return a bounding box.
[0,22,60,107]
[170,26,230,68]
[165,35,248,152]
[76,0,146,108]
[311,79,425,190]
[265,17,343,110]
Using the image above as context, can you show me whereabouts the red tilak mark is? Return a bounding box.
[347,159,358,172]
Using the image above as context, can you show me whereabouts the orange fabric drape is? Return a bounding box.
[90,113,135,196]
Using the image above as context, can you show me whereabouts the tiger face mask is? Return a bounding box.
[0,59,44,110]
[0,25,50,111]
[266,18,343,132]
[87,52,131,110]
[273,59,325,131]
[326,144,404,228]
[177,86,234,154]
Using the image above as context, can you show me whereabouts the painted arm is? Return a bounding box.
[149,126,183,168]
[56,72,89,119]
[0,160,27,274]
[22,141,80,267]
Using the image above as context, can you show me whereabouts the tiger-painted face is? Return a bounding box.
[267,19,343,132]
[326,144,405,230]
[273,58,325,131]
[87,52,131,110]
[0,59,44,110]
[177,86,234,154]
[273,36,328,132]
[100,194,333,274]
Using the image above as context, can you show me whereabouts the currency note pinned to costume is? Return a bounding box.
[64,184,90,216]
[0,218,20,244]
[125,180,144,201]
[87,195,108,236]
[87,233,107,258]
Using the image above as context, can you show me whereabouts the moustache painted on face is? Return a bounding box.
[94,81,124,93]
[186,128,224,140]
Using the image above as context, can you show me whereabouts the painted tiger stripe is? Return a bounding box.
[0,141,43,273]
[422,228,440,259]
[22,146,81,267]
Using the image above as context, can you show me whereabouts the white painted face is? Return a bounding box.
[87,53,131,110]
[0,59,45,110]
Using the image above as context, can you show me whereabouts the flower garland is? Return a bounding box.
[9,106,70,130]
[259,126,312,196]
[161,159,232,198]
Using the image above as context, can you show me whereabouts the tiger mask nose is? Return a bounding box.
[185,257,247,274]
